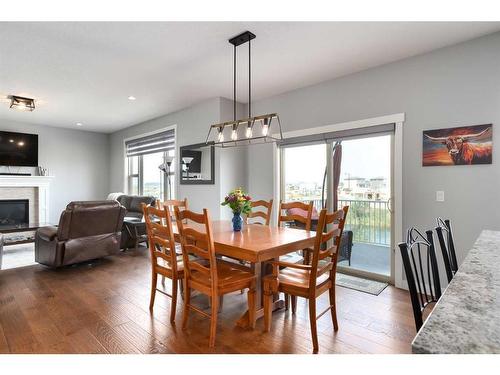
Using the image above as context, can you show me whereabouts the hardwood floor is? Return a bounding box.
[0,247,416,354]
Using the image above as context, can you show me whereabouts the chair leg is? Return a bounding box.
[247,288,256,329]
[263,291,273,332]
[209,294,219,348]
[303,249,311,265]
[179,278,184,300]
[149,272,157,311]
[219,295,224,312]
[308,298,319,353]
[284,293,290,311]
[182,280,191,330]
[329,285,339,331]
[170,277,178,323]
[291,295,297,315]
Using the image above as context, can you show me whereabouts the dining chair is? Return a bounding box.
[142,203,182,323]
[155,199,189,284]
[263,206,349,353]
[278,200,314,265]
[246,199,273,225]
[398,227,442,331]
[435,217,458,283]
[278,200,314,231]
[174,206,257,348]
[156,198,189,220]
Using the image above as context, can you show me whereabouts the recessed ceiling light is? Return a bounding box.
[18,141,24,146]
[76,122,83,126]
[128,96,136,101]
[9,139,14,143]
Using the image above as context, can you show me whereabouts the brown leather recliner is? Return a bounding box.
[35,201,126,267]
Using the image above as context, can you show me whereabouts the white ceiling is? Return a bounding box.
[1,22,499,133]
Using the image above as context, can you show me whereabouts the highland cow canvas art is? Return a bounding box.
[422,124,493,166]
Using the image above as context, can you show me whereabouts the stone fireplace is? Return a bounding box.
[0,176,53,224]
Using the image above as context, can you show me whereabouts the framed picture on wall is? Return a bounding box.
[422,124,493,166]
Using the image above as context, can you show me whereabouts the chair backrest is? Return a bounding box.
[156,198,189,225]
[174,207,218,291]
[278,201,314,231]
[156,198,189,212]
[57,201,126,241]
[142,203,178,272]
[246,199,273,226]
[398,227,442,331]
[435,217,458,283]
[309,206,349,292]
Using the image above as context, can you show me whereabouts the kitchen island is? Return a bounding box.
[412,230,500,354]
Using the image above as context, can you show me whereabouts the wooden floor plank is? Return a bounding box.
[0,246,416,354]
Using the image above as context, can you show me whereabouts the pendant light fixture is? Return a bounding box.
[206,31,283,147]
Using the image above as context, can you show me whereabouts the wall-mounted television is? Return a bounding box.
[0,131,39,167]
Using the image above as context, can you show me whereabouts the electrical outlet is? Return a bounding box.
[436,191,445,202]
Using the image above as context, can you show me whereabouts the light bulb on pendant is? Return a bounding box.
[231,124,238,141]
[261,118,269,136]
[217,126,224,142]
[246,120,254,138]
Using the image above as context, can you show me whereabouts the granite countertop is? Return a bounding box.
[412,230,500,354]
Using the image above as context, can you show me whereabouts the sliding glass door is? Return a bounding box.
[280,130,394,282]
[282,143,326,211]
[334,135,392,280]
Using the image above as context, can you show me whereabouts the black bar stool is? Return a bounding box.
[398,227,442,331]
[435,218,458,283]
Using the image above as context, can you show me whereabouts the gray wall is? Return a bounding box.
[109,97,248,220]
[247,31,500,274]
[219,97,248,220]
[0,119,110,223]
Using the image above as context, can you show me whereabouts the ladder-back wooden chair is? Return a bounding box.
[398,227,442,331]
[435,217,459,283]
[142,203,181,323]
[263,206,349,353]
[246,199,273,226]
[155,198,189,284]
[156,198,189,220]
[278,200,313,231]
[174,207,257,348]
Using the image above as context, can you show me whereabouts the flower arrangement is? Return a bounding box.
[221,187,252,215]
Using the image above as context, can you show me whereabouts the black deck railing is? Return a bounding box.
[307,198,390,246]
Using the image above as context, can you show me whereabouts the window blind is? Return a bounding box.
[125,129,175,157]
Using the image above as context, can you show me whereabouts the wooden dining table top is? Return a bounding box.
[172,220,316,263]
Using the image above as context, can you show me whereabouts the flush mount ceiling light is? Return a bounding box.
[128,96,136,101]
[9,95,36,112]
[206,31,283,148]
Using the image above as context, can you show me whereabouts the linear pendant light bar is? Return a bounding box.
[205,31,284,148]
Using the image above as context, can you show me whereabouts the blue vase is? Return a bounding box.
[232,212,243,231]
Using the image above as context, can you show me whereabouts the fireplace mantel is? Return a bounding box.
[0,175,54,223]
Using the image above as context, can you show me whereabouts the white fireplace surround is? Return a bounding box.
[0,176,53,223]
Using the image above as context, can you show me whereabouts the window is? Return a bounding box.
[125,129,175,200]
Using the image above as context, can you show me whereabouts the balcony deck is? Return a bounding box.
[338,242,390,277]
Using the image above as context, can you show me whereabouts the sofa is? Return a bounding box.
[35,200,126,267]
[115,194,156,250]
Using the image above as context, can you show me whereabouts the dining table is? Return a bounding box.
[172,220,316,328]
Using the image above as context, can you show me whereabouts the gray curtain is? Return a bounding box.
[332,142,342,210]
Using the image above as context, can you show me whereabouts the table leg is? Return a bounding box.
[236,259,284,329]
